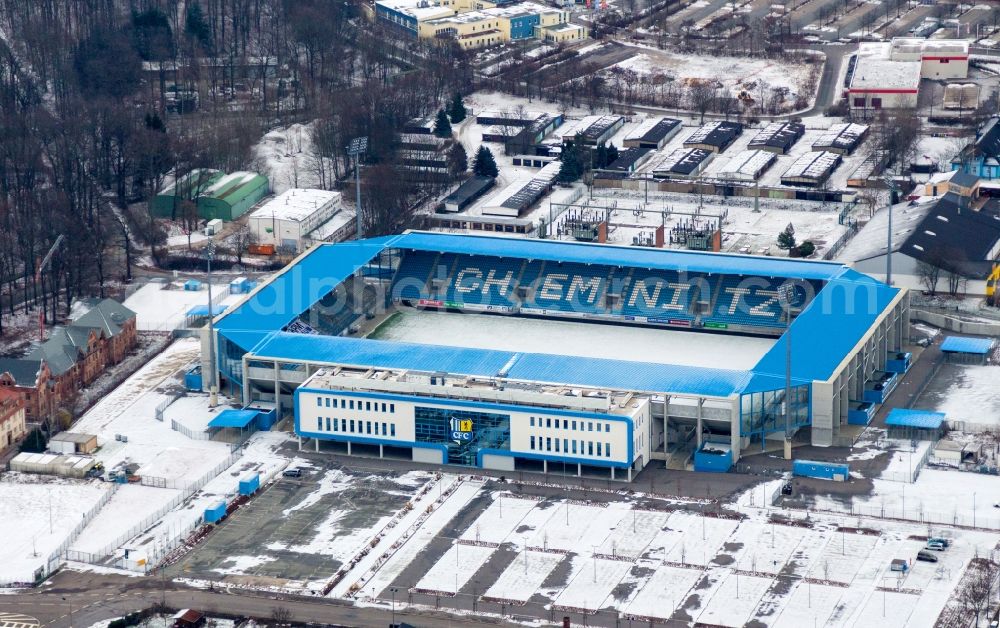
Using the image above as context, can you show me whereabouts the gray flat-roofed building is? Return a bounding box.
[747,122,805,155]
[683,121,743,153]
[442,176,496,212]
[623,118,682,150]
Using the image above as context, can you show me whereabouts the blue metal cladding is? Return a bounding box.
[885,408,945,429]
[792,459,849,480]
[941,336,994,355]
[693,446,733,473]
[509,14,539,39]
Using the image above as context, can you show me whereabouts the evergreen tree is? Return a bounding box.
[447,143,468,178]
[557,142,584,183]
[449,93,467,123]
[185,2,213,53]
[433,108,453,138]
[777,223,797,250]
[472,145,499,178]
[605,143,619,166]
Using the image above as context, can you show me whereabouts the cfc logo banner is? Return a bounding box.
[450,417,473,443]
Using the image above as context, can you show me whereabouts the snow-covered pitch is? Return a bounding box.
[370,309,774,370]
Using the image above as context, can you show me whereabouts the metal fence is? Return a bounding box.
[170,418,211,441]
[62,450,242,570]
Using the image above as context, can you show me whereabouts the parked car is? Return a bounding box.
[927,537,951,548]
[917,550,939,563]
[890,559,909,572]
[282,468,303,478]
[925,540,946,551]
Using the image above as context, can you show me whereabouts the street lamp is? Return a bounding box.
[347,136,368,240]
[882,175,900,286]
[390,586,398,627]
[777,283,796,460]
[61,596,73,627]
[205,241,218,407]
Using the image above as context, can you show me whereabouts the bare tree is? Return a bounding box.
[230,225,258,268]
[916,260,942,295]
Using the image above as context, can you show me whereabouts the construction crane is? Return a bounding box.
[35,235,64,341]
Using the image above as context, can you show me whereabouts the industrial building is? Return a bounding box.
[152,169,223,219]
[683,121,743,153]
[716,150,777,181]
[247,189,342,253]
[624,118,682,150]
[647,147,714,177]
[210,231,908,476]
[847,39,969,113]
[811,123,869,156]
[747,122,805,155]
[442,176,496,212]
[780,151,842,186]
[604,147,654,175]
[196,172,270,221]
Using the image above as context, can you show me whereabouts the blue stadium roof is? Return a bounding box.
[216,237,395,333]
[216,232,900,399]
[383,232,848,281]
[885,408,945,429]
[940,336,995,355]
[751,269,900,384]
[248,332,751,397]
[208,408,259,429]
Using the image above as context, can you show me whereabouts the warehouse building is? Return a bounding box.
[747,122,805,155]
[717,150,777,181]
[647,147,714,177]
[812,123,869,156]
[152,169,223,218]
[604,147,654,175]
[196,172,270,221]
[683,121,743,153]
[443,176,496,212]
[845,38,967,113]
[248,189,342,253]
[780,151,842,186]
[624,118,682,150]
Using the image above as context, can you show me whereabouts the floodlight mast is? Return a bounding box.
[777,283,796,460]
[348,137,368,240]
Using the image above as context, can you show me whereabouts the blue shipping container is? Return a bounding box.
[204,500,227,523]
[183,279,202,291]
[239,473,260,496]
[693,444,733,473]
[792,459,849,481]
[184,366,203,391]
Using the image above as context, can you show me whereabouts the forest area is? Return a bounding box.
[0,0,471,335]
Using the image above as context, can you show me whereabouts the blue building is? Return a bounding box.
[952,117,1000,180]
[210,232,907,478]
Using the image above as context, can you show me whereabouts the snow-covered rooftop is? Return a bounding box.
[249,189,341,223]
[717,150,776,179]
[837,200,934,262]
[850,45,921,91]
[782,151,841,180]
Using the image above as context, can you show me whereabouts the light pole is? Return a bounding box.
[882,176,899,286]
[62,596,73,627]
[205,241,218,407]
[778,283,796,460]
[347,136,368,240]
[390,586,398,626]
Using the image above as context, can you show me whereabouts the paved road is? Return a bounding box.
[0,571,515,628]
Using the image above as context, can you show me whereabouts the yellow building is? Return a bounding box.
[409,1,575,49]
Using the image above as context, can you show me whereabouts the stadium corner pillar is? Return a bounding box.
[784,438,792,460]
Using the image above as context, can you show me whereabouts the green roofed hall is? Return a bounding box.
[197,171,270,221]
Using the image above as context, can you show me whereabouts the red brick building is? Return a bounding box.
[0,299,137,421]
[0,386,26,450]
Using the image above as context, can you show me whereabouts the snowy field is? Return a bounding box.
[124,282,243,331]
[0,477,111,582]
[921,364,1000,427]
[370,309,774,369]
[69,484,183,556]
[610,47,818,111]
[254,122,323,195]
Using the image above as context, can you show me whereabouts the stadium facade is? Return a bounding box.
[210,232,908,479]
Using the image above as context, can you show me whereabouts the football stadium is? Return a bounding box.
[210,231,909,479]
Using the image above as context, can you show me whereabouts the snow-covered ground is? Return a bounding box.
[372,309,774,369]
[484,550,562,603]
[415,544,494,595]
[124,282,243,331]
[254,122,323,195]
[69,485,183,557]
[0,476,111,582]
[923,364,1000,427]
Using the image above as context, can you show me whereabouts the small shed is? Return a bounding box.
[933,439,979,465]
[693,442,733,473]
[207,408,260,441]
[48,432,98,455]
[184,304,227,327]
[172,609,206,628]
[183,279,202,292]
[229,277,251,295]
[941,336,994,365]
[885,408,945,440]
